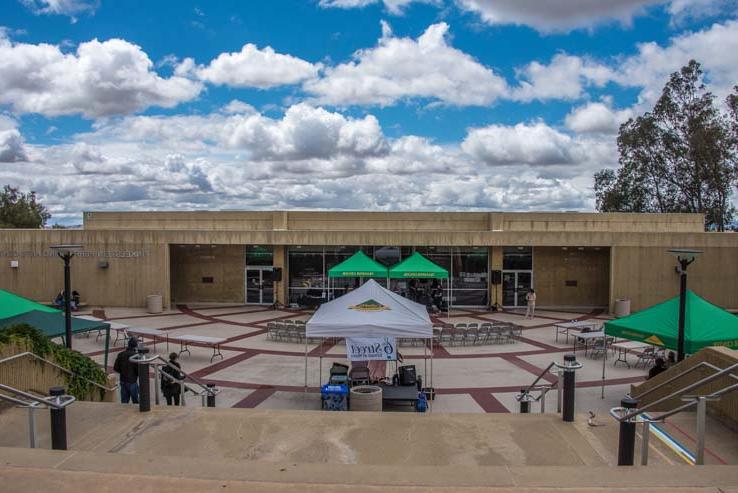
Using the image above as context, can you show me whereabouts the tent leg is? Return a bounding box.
[601,335,607,399]
[104,326,111,372]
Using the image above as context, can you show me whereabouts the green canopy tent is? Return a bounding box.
[389,252,450,318]
[600,290,738,398]
[0,290,112,370]
[327,250,389,300]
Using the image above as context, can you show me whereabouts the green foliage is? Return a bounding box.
[0,185,51,228]
[595,61,738,231]
[0,324,107,400]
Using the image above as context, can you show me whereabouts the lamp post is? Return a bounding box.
[667,249,702,362]
[50,245,83,349]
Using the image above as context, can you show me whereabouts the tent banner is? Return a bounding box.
[346,337,397,361]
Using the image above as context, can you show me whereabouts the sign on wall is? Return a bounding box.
[346,337,397,361]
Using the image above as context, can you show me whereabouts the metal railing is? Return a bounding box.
[130,353,220,407]
[0,351,118,394]
[610,362,738,465]
[516,359,583,414]
[0,383,75,449]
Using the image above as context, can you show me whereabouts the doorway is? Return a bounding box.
[246,266,274,305]
[502,271,532,307]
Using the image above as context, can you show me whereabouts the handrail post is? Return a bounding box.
[207,384,216,408]
[562,354,577,422]
[137,348,151,413]
[27,405,37,449]
[540,389,547,413]
[557,371,562,413]
[617,397,638,465]
[517,389,532,413]
[49,387,68,450]
[154,364,160,406]
[695,397,707,465]
[181,380,187,407]
[640,420,650,466]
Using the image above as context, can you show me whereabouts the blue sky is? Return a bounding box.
[0,0,736,223]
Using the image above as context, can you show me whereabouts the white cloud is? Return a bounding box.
[667,0,737,26]
[0,34,202,118]
[615,19,738,104]
[456,0,732,32]
[0,129,27,162]
[565,101,634,134]
[318,0,439,15]
[303,22,508,106]
[512,54,614,102]
[20,0,98,21]
[462,122,578,165]
[196,44,320,89]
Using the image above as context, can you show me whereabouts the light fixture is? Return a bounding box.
[668,248,703,266]
[667,248,703,362]
[50,244,83,349]
[10,260,19,268]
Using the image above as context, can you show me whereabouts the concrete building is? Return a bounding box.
[1,211,736,313]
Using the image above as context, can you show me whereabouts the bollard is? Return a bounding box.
[206,384,216,408]
[562,354,577,422]
[49,387,67,450]
[138,347,151,413]
[617,397,638,466]
[518,389,531,413]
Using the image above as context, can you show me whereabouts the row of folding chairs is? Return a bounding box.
[438,322,522,346]
[266,320,320,343]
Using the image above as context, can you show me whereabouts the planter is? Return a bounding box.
[614,299,631,318]
[146,294,163,314]
[349,385,382,412]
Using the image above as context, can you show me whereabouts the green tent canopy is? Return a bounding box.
[605,290,738,353]
[0,289,60,319]
[0,310,109,339]
[328,250,388,278]
[389,252,449,279]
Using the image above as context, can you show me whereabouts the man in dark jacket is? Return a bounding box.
[113,337,140,403]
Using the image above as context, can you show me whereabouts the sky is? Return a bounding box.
[0,0,737,224]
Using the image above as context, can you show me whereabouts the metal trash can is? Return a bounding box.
[146,294,163,314]
[614,299,631,318]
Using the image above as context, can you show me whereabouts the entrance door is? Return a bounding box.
[245,267,274,305]
[502,271,532,307]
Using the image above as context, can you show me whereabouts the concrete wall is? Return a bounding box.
[170,245,245,304]
[0,341,115,403]
[631,347,738,431]
[84,211,706,234]
[534,247,609,308]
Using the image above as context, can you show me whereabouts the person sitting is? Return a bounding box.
[161,352,184,406]
[648,358,668,379]
[53,291,64,308]
[666,351,677,367]
[71,290,81,311]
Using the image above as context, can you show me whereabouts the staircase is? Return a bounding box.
[0,401,737,491]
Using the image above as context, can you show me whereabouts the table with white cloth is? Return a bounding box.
[610,340,654,368]
[554,321,598,343]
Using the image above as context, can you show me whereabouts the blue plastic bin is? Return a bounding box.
[321,384,348,411]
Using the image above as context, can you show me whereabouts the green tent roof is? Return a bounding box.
[389,252,449,279]
[0,309,110,339]
[0,289,60,319]
[605,290,738,353]
[328,250,388,278]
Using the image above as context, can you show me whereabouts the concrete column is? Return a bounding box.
[490,246,503,308]
[272,245,288,305]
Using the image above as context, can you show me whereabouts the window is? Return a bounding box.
[245,245,273,266]
[503,247,532,270]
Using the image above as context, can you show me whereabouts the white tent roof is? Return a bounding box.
[306,279,433,338]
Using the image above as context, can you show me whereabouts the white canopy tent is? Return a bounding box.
[304,279,434,404]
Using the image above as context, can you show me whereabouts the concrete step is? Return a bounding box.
[2,447,738,492]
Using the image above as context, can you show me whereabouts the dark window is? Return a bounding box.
[201,277,214,284]
[503,247,532,270]
[565,280,578,287]
[245,245,273,266]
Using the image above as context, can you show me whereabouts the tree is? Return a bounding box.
[594,61,738,230]
[0,185,51,228]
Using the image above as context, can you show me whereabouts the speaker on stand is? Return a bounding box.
[490,270,502,311]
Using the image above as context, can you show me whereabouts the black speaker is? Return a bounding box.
[491,270,502,285]
[399,365,417,386]
[272,267,282,282]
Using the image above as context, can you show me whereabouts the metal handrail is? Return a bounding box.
[630,361,725,401]
[150,355,219,397]
[0,351,118,393]
[612,362,738,423]
[0,383,75,410]
[519,361,558,397]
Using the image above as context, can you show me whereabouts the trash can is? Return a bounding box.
[349,385,382,412]
[614,299,631,318]
[146,294,163,314]
[321,384,348,411]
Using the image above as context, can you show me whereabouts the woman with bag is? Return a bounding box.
[161,352,184,406]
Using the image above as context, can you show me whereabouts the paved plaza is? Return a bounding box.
[71,305,651,415]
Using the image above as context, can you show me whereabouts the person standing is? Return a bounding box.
[161,352,184,406]
[113,337,139,404]
[525,289,536,319]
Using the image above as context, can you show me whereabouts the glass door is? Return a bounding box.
[245,267,274,304]
[502,271,532,307]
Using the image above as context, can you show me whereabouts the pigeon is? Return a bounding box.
[587,411,605,427]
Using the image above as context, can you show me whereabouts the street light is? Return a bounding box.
[50,245,83,349]
[667,248,703,362]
